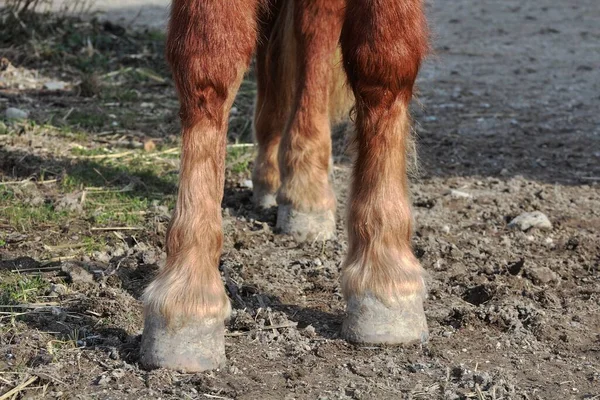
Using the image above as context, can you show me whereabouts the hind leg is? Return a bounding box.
[140,0,259,372]
[340,0,430,344]
[252,0,287,208]
[275,0,345,242]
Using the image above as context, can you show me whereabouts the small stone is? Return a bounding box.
[55,192,83,212]
[508,211,552,231]
[49,283,68,296]
[228,365,242,374]
[96,375,111,385]
[5,107,28,120]
[43,81,68,91]
[111,369,125,379]
[151,204,170,219]
[442,225,451,234]
[242,179,253,189]
[61,262,95,284]
[447,189,472,199]
[144,139,156,152]
[109,348,119,360]
[303,325,317,338]
[527,266,559,285]
[50,307,67,321]
[92,251,111,264]
[473,372,491,386]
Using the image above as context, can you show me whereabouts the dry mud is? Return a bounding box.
[1,0,599,399]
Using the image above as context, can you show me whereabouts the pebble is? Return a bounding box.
[50,307,67,321]
[96,375,111,385]
[242,179,253,189]
[49,283,68,296]
[61,262,95,284]
[5,107,28,120]
[55,192,83,212]
[508,211,552,231]
[527,266,559,285]
[43,81,67,91]
[447,189,472,199]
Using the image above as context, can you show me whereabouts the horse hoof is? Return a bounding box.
[140,312,225,372]
[276,204,335,242]
[341,293,428,344]
[252,185,277,209]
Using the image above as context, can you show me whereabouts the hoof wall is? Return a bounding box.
[252,187,277,209]
[140,313,225,372]
[276,204,335,242]
[342,294,428,345]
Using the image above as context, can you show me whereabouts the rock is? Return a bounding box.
[508,211,552,231]
[143,139,156,152]
[447,189,472,199]
[92,251,111,264]
[527,266,559,285]
[151,204,170,219]
[50,307,67,321]
[303,325,317,338]
[111,369,125,379]
[5,107,28,120]
[242,179,253,189]
[61,262,95,284]
[55,192,83,212]
[96,374,111,386]
[43,81,67,91]
[14,182,44,206]
[49,283,68,296]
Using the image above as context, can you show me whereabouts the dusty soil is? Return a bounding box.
[1,0,599,399]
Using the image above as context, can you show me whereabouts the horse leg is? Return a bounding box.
[339,0,430,344]
[252,0,288,208]
[275,0,345,242]
[140,0,259,372]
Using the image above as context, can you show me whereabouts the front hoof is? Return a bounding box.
[276,204,335,242]
[140,312,226,372]
[342,293,428,345]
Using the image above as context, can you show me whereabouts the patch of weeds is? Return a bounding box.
[67,110,106,130]
[82,236,105,253]
[69,147,112,158]
[47,333,79,357]
[0,186,16,201]
[0,273,49,305]
[102,87,140,103]
[56,156,177,226]
[117,110,142,130]
[88,194,150,226]
[0,10,168,76]
[145,29,166,42]
[226,146,255,174]
[61,158,177,195]
[1,203,69,231]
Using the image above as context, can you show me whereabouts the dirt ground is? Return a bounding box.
[1,0,599,399]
